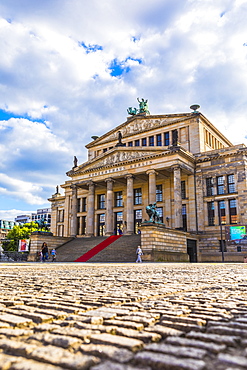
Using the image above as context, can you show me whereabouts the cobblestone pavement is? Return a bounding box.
[1,263,247,369]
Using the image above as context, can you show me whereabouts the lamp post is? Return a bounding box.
[219,207,225,262]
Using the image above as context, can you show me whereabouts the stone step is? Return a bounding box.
[56,235,141,263]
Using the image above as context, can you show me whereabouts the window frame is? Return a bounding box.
[134,188,142,205]
[98,194,105,209]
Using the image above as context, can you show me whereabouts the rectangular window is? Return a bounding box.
[181,181,186,199]
[156,134,162,146]
[82,197,87,212]
[206,177,214,196]
[217,176,224,195]
[229,199,237,224]
[164,132,169,146]
[134,188,142,205]
[182,204,187,231]
[142,138,147,146]
[156,207,163,223]
[135,139,140,146]
[116,211,123,221]
[227,174,236,193]
[103,148,107,153]
[218,200,226,224]
[149,136,154,146]
[98,194,105,209]
[207,202,215,226]
[59,210,64,222]
[77,198,81,213]
[156,184,163,202]
[128,142,133,147]
[115,191,123,207]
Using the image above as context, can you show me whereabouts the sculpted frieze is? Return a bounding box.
[106,118,180,142]
[85,151,156,171]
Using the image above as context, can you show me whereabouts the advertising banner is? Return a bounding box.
[225,225,247,248]
[18,239,30,252]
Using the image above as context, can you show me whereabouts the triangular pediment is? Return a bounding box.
[86,113,192,148]
[68,147,168,176]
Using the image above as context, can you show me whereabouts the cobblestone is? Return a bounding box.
[1,263,247,369]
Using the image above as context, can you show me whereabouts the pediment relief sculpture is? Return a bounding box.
[109,117,184,141]
[83,150,158,171]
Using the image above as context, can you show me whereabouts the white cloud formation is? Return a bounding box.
[0,0,247,218]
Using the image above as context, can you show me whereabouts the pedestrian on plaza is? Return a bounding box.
[41,242,49,262]
[50,248,57,262]
[39,249,43,262]
[136,245,143,263]
[244,256,247,263]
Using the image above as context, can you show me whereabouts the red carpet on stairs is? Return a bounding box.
[74,235,122,262]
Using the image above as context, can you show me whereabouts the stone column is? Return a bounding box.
[126,174,134,235]
[147,170,157,204]
[86,181,95,237]
[70,185,78,237]
[105,178,114,235]
[78,217,82,236]
[173,165,183,229]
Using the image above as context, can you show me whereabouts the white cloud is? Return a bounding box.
[0,209,34,221]
[0,173,44,204]
[0,0,247,218]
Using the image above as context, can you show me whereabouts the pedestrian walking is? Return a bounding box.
[136,245,143,263]
[41,242,49,262]
[51,248,57,262]
[39,249,43,262]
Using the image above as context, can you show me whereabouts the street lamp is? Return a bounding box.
[219,205,225,262]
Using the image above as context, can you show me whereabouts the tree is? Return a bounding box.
[3,222,39,251]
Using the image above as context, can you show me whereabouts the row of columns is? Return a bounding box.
[70,166,183,237]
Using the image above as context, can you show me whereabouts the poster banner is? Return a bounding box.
[225,225,247,247]
[18,239,30,252]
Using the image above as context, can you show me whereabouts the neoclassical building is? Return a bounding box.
[49,102,247,261]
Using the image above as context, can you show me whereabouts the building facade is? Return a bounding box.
[31,208,51,228]
[15,215,32,224]
[0,220,18,240]
[49,105,247,261]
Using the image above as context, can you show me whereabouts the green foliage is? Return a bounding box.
[3,222,39,251]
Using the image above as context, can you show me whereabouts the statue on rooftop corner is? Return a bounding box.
[127,98,150,116]
[73,156,78,168]
[146,202,161,223]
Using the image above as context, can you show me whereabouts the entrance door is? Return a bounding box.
[187,239,197,262]
[134,209,142,234]
[115,211,123,235]
[97,214,105,236]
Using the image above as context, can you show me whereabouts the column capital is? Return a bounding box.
[171,164,182,171]
[125,173,135,180]
[105,177,115,184]
[146,169,157,175]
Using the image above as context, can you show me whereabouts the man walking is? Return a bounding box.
[136,246,143,263]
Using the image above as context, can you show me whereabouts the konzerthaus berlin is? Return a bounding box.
[49,101,247,262]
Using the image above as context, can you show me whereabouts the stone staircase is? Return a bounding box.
[56,234,141,263]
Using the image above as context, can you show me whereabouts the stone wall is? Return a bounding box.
[140,222,190,262]
[28,232,73,262]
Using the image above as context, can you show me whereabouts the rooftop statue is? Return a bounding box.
[127,98,150,116]
[73,156,78,168]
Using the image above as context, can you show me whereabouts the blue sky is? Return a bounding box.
[0,0,247,220]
